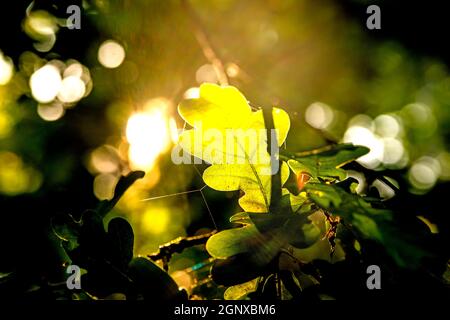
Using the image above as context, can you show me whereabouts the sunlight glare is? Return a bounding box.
[30,64,62,103]
[381,137,404,165]
[142,207,170,234]
[93,173,118,200]
[126,106,171,170]
[195,64,218,84]
[374,114,401,137]
[409,156,441,190]
[98,40,126,69]
[37,102,64,121]
[183,87,200,99]
[57,75,86,103]
[343,126,383,168]
[305,102,334,129]
[0,51,14,85]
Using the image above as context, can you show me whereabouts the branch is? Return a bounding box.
[148,230,217,271]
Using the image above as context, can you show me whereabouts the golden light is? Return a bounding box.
[23,10,58,52]
[305,102,334,129]
[25,10,57,36]
[64,60,92,91]
[343,126,384,168]
[437,152,450,180]
[195,64,218,84]
[57,75,86,103]
[409,156,441,190]
[183,87,200,99]
[93,173,118,200]
[37,102,64,121]
[98,40,126,69]
[90,145,121,174]
[30,64,62,103]
[128,143,161,171]
[381,137,405,165]
[257,24,279,51]
[126,111,167,145]
[0,51,14,85]
[226,63,240,78]
[0,151,42,195]
[0,110,13,138]
[374,114,401,137]
[63,62,83,78]
[402,103,433,127]
[344,113,408,168]
[348,114,374,131]
[141,206,170,235]
[126,101,172,171]
[171,270,194,295]
[169,117,180,143]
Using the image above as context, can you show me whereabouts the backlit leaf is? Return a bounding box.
[305,182,430,267]
[178,83,290,212]
[287,144,369,182]
[224,278,259,300]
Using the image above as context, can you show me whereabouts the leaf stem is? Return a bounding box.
[263,107,282,213]
[148,230,217,270]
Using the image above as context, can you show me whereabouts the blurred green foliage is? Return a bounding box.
[0,0,448,300]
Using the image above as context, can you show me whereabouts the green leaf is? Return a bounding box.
[179,84,253,130]
[178,84,290,142]
[305,183,391,223]
[0,272,13,280]
[224,278,259,300]
[211,254,271,287]
[282,214,322,249]
[229,212,252,225]
[284,190,309,213]
[178,83,291,212]
[304,182,430,267]
[51,214,81,252]
[248,212,321,249]
[48,229,73,267]
[287,144,369,181]
[209,210,321,270]
[77,209,108,259]
[96,171,145,218]
[107,218,134,270]
[206,225,259,259]
[203,162,290,213]
[305,183,343,209]
[128,257,180,301]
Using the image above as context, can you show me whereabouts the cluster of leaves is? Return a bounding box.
[177,84,447,300]
[1,83,447,301]
[0,171,187,301]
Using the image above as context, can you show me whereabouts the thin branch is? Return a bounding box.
[182,0,229,85]
[148,230,217,271]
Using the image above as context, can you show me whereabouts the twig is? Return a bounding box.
[148,230,217,271]
[323,210,340,257]
[182,0,229,85]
